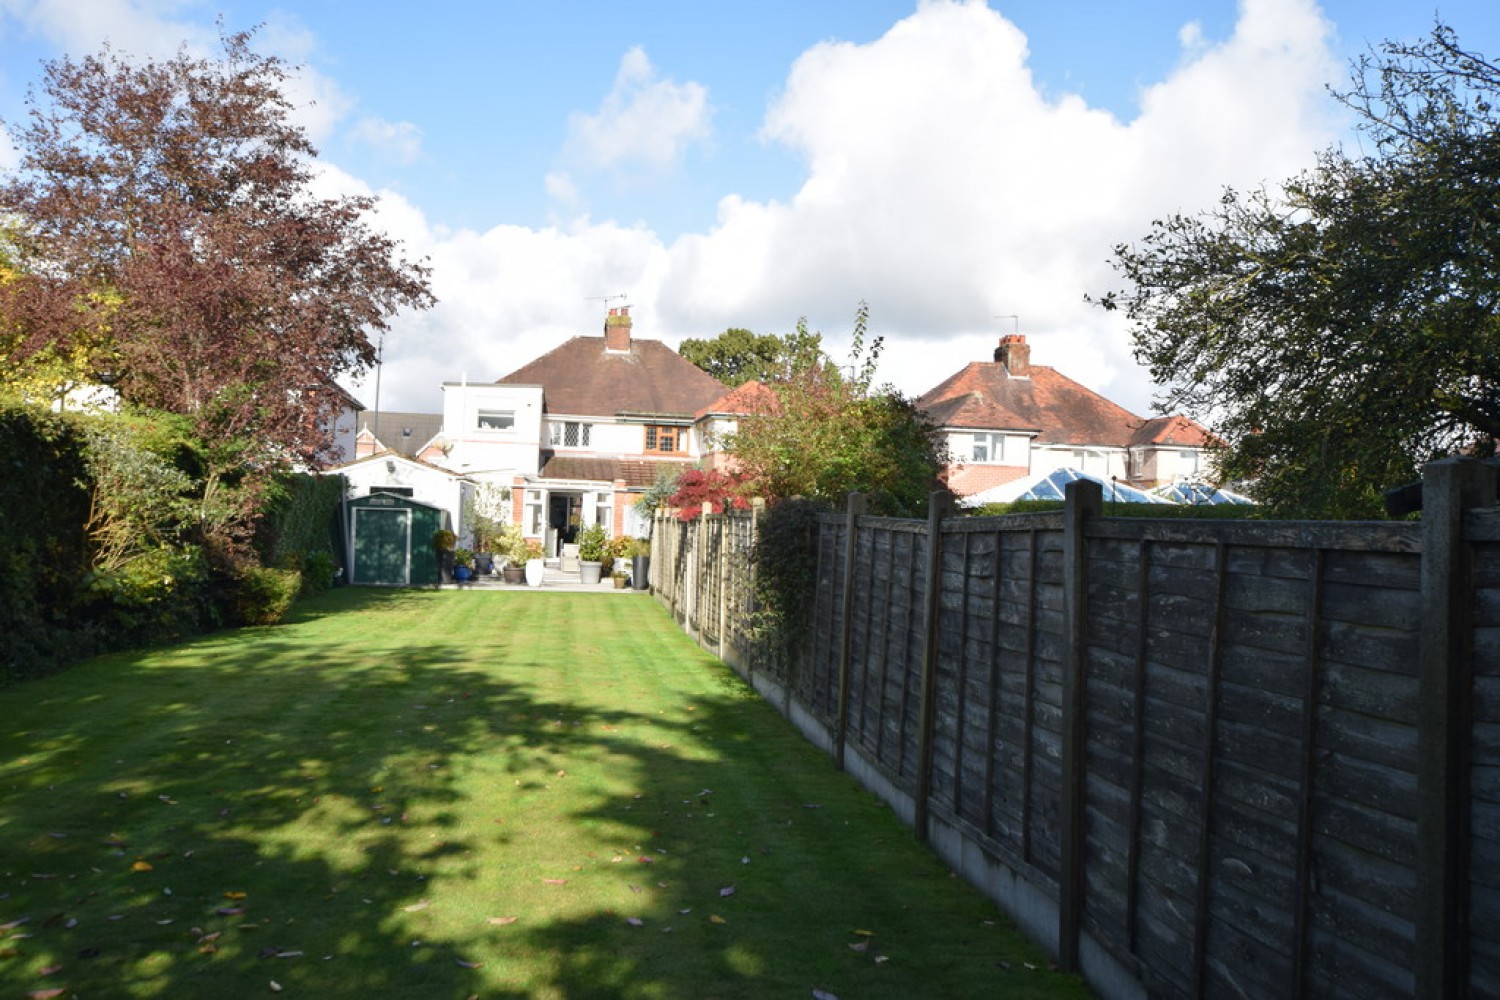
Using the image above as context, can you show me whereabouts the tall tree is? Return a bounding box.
[679,326,825,386]
[0,31,434,556]
[1099,24,1500,517]
[725,304,947,517]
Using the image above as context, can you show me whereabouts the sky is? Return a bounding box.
[0,0,1496,420]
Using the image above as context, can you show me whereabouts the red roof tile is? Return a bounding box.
[918,362,1143,446]
[498,336,726,418]
[696,379,779,418]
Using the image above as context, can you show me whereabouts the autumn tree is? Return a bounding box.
[0,31,433,558]
[679,326,825,387]
[1099,24,1500,517]
[725,304,947,517]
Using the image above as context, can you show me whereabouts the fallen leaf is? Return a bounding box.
[27,991,65,999]
[403,900,431,913]
[216,908,244,916]
[679,908,692,915]
[38,964,63,975]
[709,914,726,925]
[719,886,736,897]
[269,982,282,993]
[542,878,568,885]
[131,861,153,872]
[638,856,655,864]
[276,950,303,959]
[852,929,876,937]
[874,955,889,964]
[626,917,643,927]
[224,891,248,900]
[486,916,518,926]
[849,941,869,953]
[812,991,839,1000]
[455,958,483,968]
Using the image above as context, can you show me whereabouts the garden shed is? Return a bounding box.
[346,492,448,586]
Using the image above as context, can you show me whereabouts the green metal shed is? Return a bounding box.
[346,493,448,587]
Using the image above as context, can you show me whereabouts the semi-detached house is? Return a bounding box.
[337,314,1216,552]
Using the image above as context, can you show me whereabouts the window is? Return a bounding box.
[644,424,683,453]
[524,490,544,536]
[970,432,1014,464]
[549,421,592,448]
[477,409,515,431]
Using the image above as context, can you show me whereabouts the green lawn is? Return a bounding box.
[0,588,1089,999]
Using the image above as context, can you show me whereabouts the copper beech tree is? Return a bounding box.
[0,31,433,559]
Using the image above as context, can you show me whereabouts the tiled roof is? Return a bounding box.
[696,379,778,418]
[498,336,726,418]
[1130,414,1215,448]
[360,411,444,458]
[539,455,693,489]
[917,362,1143,447]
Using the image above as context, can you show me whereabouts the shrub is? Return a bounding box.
[233,566,302,626]
[577,523,607,562]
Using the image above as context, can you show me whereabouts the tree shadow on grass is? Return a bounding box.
[1,588,1074,999]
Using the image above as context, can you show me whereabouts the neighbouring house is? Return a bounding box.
[693,379,777,472]
[917,333,1215,497]
[333,306,728,555]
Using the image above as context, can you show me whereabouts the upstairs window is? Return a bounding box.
[477,409,515,431]
[644,424,683,454]
[971,432,1017,464]
[549,421,592,448]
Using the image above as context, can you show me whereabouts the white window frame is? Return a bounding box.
[477,409,516,432]
[549,420,592,449]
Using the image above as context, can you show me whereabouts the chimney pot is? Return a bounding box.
[604,304,632,351]
[994,333,1030,376]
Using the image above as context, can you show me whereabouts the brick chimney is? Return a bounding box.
[994,333,1030,375]
[604,306,632,352]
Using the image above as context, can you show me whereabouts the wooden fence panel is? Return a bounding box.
[1469,520,1500,996]
[652,478,1494,1000]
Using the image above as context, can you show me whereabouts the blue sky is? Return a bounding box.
[1,1,1497,417]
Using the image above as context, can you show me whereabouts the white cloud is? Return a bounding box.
[351,116,423,164]
[648,0,1342,415]
[564,46,712,175]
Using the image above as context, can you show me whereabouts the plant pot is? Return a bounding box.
[613,575,628,589]
[454,566,472,583]
[473,553,494,576]
[524,560,544,587]
[579,561,603,585]
[502,564,525,584]
[631,554,651,591]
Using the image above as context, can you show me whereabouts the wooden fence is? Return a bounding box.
[650,458,1500,1000]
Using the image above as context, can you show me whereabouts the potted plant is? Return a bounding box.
[612,569,629,589]
[453,547,474,583]
[523,539,546,587]
[432,528,457,583]
[605,535,632,578]
[577,523,607,585]
[497,523,527,584]
[630,537,651,591]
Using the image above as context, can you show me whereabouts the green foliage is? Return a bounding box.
[0,403,93,680]
[453,547,475,570]
[577,523,607,562]
[233,565,302,626]
[678,327,826,386]
[432,528,457,552]
[725,304,948,517]
[494,522,529,564]
[967,499,1264,519]
[632,465,683,519]
[751,497,832,662]
[256,472,346,570]
[1100,24,1500,518]
[462,482,510,551]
